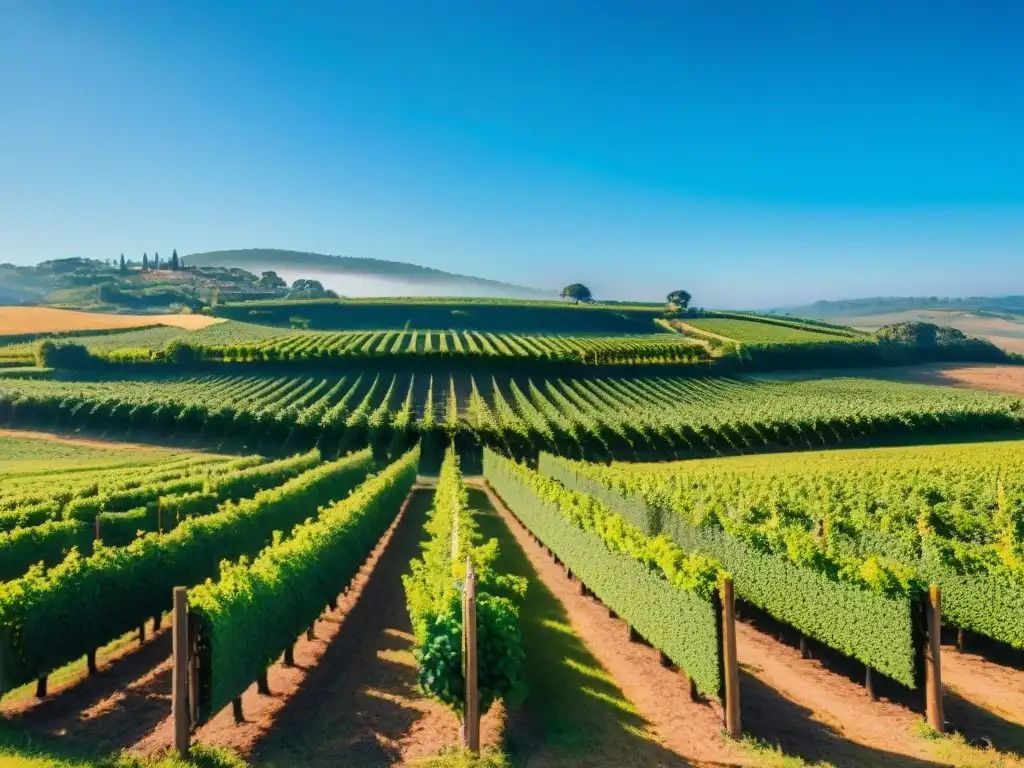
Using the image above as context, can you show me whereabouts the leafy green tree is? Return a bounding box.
[142,253,149,271]
[559,283,593,304]
[258,270,288,290]
[171,249,180,271]
[667,290,692,310]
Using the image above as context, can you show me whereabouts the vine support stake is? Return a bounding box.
[172,586,190,759]
[865,666,876,700]
[463,555,480,754]
[800,635,810,659]
[87,649,98,676]
[257,672,271,696]
[956,628,965,654]
[232,698,244,724]
[926,584,944,732]
[35,675,47,699]
[721,578,741,739]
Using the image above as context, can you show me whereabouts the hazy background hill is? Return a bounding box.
[184,249,554,300]
[771,296,1024,353]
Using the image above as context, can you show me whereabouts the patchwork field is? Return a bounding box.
[0,307,224,337]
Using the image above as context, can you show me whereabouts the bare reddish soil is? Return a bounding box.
[881,364,1024,396]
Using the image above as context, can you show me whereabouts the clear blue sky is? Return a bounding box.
[2,1,1022,307]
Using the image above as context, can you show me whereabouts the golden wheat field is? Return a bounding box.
[0,306,224,336]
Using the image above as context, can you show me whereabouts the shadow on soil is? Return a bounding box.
[739,671,947,768]
[471,488,695,768]
[250,488,438,768]
[738,598,1024,764]
[0,627,174,755]
[945,688,1024,755]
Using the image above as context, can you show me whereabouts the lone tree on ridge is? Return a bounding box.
[560,283,593,304]
[667,289,692,310]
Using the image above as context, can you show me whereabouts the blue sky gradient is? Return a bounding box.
[2,1,1022,306]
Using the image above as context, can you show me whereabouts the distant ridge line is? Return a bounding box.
[184,248,553,298]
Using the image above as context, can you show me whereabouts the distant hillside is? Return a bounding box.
[775,295,1024,318]
[770,296,1024,354]
[184,249,554,300]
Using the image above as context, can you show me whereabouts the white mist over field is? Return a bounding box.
[273,268,551,300]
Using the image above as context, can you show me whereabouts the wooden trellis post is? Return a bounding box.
[925,584,944,732]
[172,586,190,759]
[463,555,480,754]
[721,578,741,739]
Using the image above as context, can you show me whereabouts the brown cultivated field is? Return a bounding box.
[755,363,1024,396]
[0,306,224,336]
[883,363,1024,395]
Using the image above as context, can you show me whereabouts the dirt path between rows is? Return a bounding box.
[942,644,1024,745]
[734,608,1024,765]
[477,481,742,767]
[1,622,173,752]
[735,622,944,767]
[135,487,503,764]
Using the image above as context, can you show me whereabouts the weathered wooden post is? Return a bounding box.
[865,666,876,700]
[463,555,480,754]
[721,578,741,739]
[956,628,965,653]
[926,584,944,732]
[87,649,98,676]
[799,635,810,659]
[95,517,101,541]
[172,586,190,759]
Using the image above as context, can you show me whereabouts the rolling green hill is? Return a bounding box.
[184,248,554,299]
